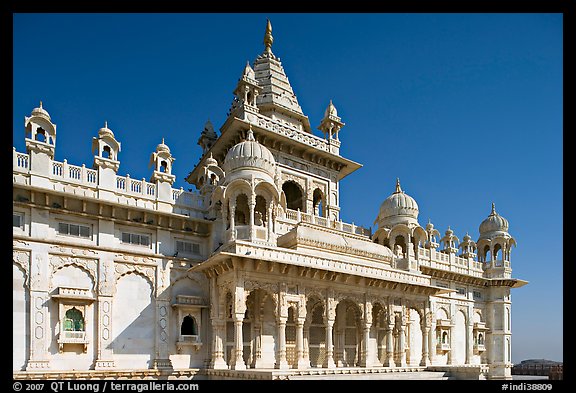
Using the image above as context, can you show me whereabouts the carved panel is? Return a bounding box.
[13,250,30,288]
[49,255,98,288]
[115,262,155,289]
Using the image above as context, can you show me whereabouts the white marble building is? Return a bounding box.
[13,21,526,380]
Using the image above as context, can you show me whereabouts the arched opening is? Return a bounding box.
[63,308,85,332]
[313,188,325,217]
[181,315,198,336]
[407,309,422,366]
[494,244,502,261]
[255,195,267,226]
[308,303,325,367]
[478,333,484,345]
[247,91,253,106]
[482,245,491,262]
[442,331,448,344]
[160,160,167,173]
[235,194,249,225]
[282,181,304,212]
[335,300,361,367]
[394,235,406,257]
[102,145,112,159]
[35,128,47,143]
[286,307,297,368]
[210,173,217,185]
[371,303,387,366]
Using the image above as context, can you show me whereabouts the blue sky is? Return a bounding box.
[13,13,563,363]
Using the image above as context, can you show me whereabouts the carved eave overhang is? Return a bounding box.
[420,266,528,289]
[189,245,452,297]
[420,266,487,286]
[488,278,528,289]
[186,117,362,186]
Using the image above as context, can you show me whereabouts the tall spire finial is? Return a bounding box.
[491,202,496,215]
[395,178,402,193]
[264,19,274,53]
[39,100,43,108]
[162,137,165,145]
[104,120,108,128]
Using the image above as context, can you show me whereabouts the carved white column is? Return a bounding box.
[384,324,395,367]
[209,276,227,369]
[421,324,430,366]
[303,320,311,366]
[249,194,255,242]
[267,203,274,242]
[153,299,172,369]
[296,317,308,369]
[324,319,336,368]
[398,321,407,366]
[360,323,371,367]
[467,322,474,364]
[26,250,50,371]
[276,317,289,369]
[231,314,246,370]
[229,201,236,242]
[95,257,115,369]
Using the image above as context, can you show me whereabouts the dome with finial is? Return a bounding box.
[325,100,338,118]
[98,121,114,138]
[223,126,276,183]
[205,152,218,167]
[479,203,510,239]
[243,61,256,80]
[463,232,472,242]
[31,101,51,120]
[376,178,420,227]
[156,138,170,154]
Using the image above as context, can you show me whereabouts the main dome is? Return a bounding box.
[376,179,419,228]
[223,128,276,182]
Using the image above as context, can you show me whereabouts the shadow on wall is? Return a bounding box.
[109,273,155,369]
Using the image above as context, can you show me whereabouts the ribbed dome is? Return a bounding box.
[479,203,509,238]
[31,101,51,120]
[377,179,419,227]
[223,128,276,179]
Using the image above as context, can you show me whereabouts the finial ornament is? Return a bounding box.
[104,121,108,128]
[491,202,496,215]
[162,137,165,144]
[395,178,402,193]
[39,101,43,108]
[264,19,274,53]
[246,125,255,141]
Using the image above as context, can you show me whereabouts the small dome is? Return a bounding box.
[479,203,509,239]
[243,61,256,80]
[205,152,218,167]
[377,179,419,227]
[156,138,170,154]
[98,121,115,138]
[324,100,338,117]
[462,232,472,242]
[31,101,51,120]
[223,127,276,181]
[426,220,435,231]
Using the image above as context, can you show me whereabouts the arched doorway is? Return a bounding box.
[282,181,304,212]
